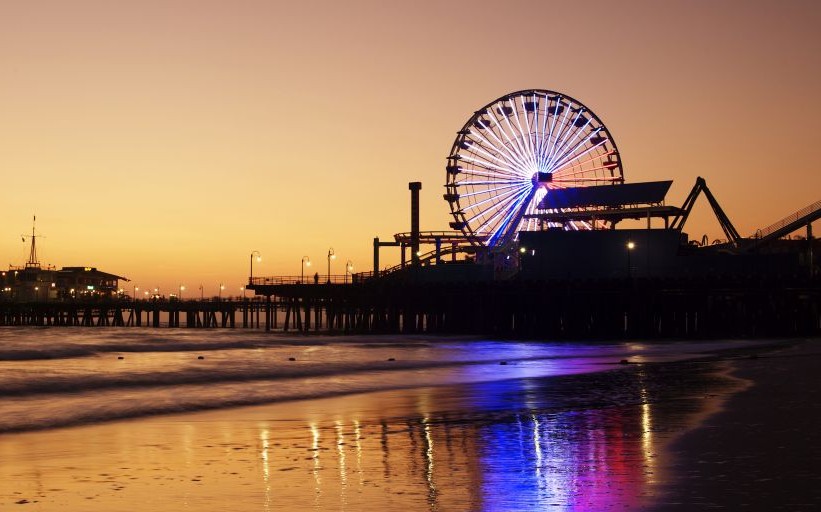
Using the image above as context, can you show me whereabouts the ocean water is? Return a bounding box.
[0,327,770,434]
[0,327,787,510]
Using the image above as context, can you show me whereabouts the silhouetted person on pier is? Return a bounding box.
[313,272,319,285]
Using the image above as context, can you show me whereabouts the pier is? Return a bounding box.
[0,298,270,330]
[2,271,819,339]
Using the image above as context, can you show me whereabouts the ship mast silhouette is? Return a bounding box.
[22,216,41,269]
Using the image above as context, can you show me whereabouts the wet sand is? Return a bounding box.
[651,340,821,511]
[0,340,811,511]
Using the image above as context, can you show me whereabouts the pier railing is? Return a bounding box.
[753,199,821,240]
[249,274,362,286]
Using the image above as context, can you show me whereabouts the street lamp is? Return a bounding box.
[219,283,225,301]
[240,286,245,299]
[179,284,185,300]
[301,256,311,283]
[199,284,204,301]
[345,260,354,284]
[250,250,261,285]
[327,247,336,284]
[626,240,636,279]
[133,285,138,302]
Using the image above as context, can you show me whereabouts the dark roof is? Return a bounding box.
[538,181,673,210]
[57,267,129,282]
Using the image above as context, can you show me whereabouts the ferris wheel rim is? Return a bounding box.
[445,89,625,248]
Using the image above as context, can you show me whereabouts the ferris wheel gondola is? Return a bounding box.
[445,89,624,248]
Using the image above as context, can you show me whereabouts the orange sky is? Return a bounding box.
[2,0,819,296]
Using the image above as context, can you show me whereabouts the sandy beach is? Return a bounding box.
[650,340,821,511]
[0,337,816,511]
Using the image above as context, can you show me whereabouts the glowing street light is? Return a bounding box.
[133,285,139,302]
[301,256,311,283]
[345,260,354,284]
[219,283,225,301]
[327,247,336,284]
[250,250,261,285]
[179,284,185,300]
[626,240,636,279]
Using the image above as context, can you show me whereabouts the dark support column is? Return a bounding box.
[808,222,814,278]
[265,295,271,331]
[409,181,421,266]
[373,237,380,278]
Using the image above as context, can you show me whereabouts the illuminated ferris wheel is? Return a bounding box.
[445,89,624,248]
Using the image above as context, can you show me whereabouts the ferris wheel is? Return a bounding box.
[445,89,624,248]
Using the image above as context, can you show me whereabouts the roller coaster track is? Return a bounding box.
[743,199,821,252]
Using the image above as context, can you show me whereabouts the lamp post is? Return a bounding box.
[626,240,635,279]
[240,286,245,299]
[301,256,311,283]
[219,283,225,301]
[133,285,138,302]
[179,284,185,301]
[327,247,336,284]
[250,250,261,285]
[199,284,204,301]
[345,260,353,284]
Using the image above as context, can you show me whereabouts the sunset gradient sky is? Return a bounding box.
[2,0,819,295]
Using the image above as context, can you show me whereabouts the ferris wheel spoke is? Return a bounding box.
[541,95,567,170]
[459,154,520,177]
[461,185,528,216]
[457,182,524,199]
[469,184,532,228]
[550,147,613,176]
[538,99,559,171]
[486,187,536,246]
[495,106,536,173]
[529,93,543,165]
[541,103,575,171]
[476,192,531,240]
[484,108,532,172]
[511,99,539,172]
[494,105,530,168]
[464,134,530,178]
[475,113,533,176]
[537,93,551,161]
[544,110,589,171]
[546,124,601,173]
[459,154,527,179]
[548,137,608,175]
[453,179,523,187]
[546,119,594,171]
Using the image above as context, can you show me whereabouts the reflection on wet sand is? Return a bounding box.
[0,362,741,511]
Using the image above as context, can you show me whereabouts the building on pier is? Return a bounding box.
[1,217,129,302]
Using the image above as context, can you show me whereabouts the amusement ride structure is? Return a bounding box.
[385,89,820,276]
[445,89,624,247]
